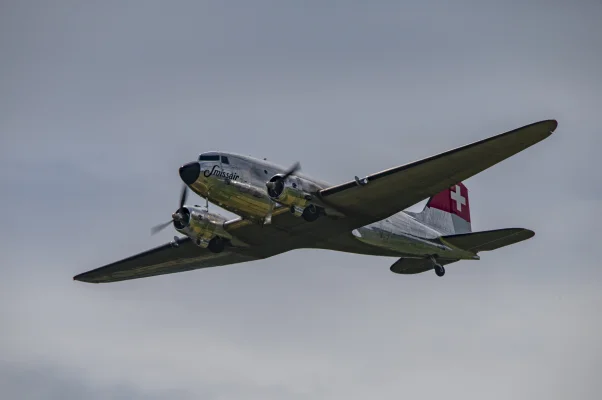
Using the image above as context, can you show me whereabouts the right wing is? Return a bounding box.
[73,236,259,283]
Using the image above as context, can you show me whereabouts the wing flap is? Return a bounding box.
[441,228,535,253]
[319,120,557,226]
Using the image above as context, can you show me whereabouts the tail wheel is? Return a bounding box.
[434,265,445,277]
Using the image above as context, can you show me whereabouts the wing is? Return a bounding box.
[317,120,557,227]
[73,236,259,283]
[218,120,557,249]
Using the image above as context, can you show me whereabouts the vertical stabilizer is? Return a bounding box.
[408,183,472,235]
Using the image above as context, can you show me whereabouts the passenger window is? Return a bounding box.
[221,156,230,164]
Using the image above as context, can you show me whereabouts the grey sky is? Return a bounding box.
[1,1,601,399]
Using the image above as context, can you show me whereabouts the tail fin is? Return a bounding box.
[408,182,472,235]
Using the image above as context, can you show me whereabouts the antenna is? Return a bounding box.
[202,192,210,212]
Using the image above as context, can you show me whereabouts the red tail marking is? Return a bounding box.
[426,182,471,222]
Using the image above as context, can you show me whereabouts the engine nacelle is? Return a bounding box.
[266,174,323,221]
[173,206,232,252]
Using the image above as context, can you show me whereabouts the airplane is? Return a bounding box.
[73,119,558,283]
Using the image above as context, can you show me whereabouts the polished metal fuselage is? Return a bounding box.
[186,152,476,260]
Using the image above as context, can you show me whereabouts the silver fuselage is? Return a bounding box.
[185,151,476,260]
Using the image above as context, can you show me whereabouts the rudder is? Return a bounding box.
[408,182,472,235]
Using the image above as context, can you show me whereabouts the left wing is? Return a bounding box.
[73,236,259,283]
[317,120,557,228]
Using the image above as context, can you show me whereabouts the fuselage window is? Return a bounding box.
[221,156,230,164]
[199,155,219,161]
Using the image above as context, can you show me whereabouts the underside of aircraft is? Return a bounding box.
[73,119,557,283]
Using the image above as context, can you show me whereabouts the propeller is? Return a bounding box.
[150,220,173,235]
[266,161,300,192]
[150,185,189,235]
[178,184,188,209]
[264,162,300,225]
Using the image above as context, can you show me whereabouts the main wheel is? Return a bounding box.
[302,204,320,222]
[434,265,445,277]
[208,237,225,253]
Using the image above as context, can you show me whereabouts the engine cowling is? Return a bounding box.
[266,174,323,221]
[173,206,232,252]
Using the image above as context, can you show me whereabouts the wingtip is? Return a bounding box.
[524,229,535,239]
[529,119,557,135]
[73,273,98,283]
[511,228,535,239]
[523,119,557,141]
[545,119,558,132]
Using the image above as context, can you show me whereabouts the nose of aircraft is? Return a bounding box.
[179,162,201,185]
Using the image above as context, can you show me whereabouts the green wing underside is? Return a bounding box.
[317,120,556,225]
[73,238,259,283]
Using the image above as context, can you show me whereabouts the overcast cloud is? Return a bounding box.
[1,1,601,399]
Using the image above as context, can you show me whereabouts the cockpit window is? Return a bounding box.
[199,154,219,161]
[221,156,230,164]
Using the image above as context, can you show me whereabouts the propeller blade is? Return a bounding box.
[179,185,188,209]
[281,162,300,180]
[149,184,190,236]
[151,219,174,235]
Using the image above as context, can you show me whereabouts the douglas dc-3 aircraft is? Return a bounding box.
[74,120,557,283]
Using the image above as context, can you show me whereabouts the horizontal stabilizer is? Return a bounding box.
[441,228,534,253]
[390,257,458,274]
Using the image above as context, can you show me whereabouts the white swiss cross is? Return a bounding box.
[450,185,466,212]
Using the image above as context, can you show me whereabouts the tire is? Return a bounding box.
[302,205,320,222]
[208,237,225,253]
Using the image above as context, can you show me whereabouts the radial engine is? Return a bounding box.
[171,206,232,252]
[265,162,325,222]
[150,186,232,253]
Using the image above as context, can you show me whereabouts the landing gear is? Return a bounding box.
[208,237,226,253]
[289,204,322,222]
[429,256,445,277]
[301,204,321,222]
